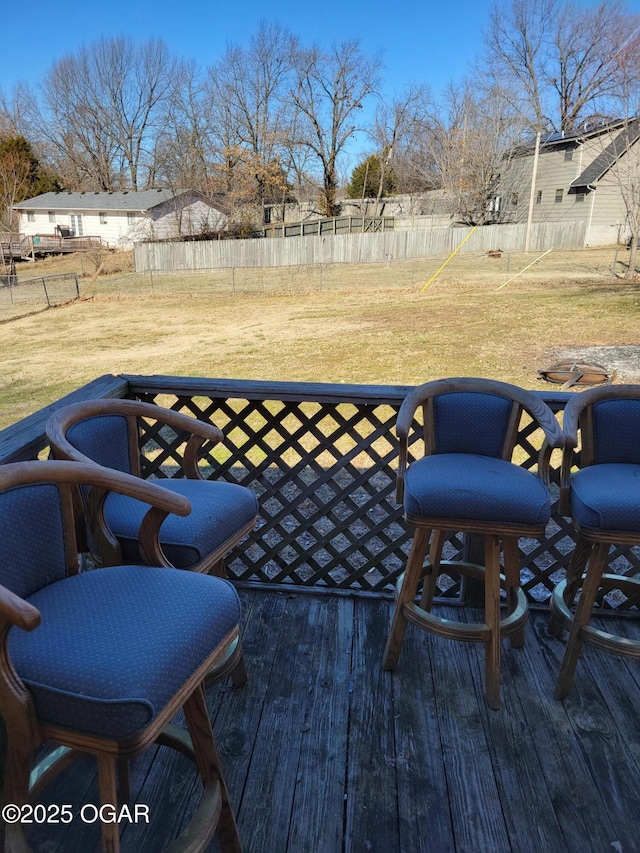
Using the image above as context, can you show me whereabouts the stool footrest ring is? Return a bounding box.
[396,560,529,644]
[551,575,640,659]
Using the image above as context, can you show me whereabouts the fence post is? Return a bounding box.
[42,278,51,307]
[74,273,79,297]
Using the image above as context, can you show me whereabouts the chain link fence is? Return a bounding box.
[0,273,80,321]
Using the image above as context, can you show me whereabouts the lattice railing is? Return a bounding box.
[124,375,640,611]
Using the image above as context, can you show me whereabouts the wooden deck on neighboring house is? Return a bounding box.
[1,234,105,262]
[24,589,640,853]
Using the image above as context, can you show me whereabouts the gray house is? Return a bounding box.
[12,189,228,249]
[498,118,640,246]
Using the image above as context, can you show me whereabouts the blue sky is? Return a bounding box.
[3,0,494,99]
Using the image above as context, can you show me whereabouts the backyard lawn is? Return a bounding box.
[1,245,639,429]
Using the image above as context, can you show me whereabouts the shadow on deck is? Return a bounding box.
[25,589,640,853]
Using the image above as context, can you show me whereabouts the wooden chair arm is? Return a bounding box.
[396,437,408,504]
[0,460,190,516]
[47,398,225,479]
[395,385,427,443]
[558,446,574,516]
[0,584,41,632]
[537,440,554,489]
[0,461,192,570]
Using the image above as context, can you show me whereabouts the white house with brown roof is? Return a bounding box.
[498,118,640,246]
[12,189,227,248]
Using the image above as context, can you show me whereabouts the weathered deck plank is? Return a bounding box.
[21,592,640,853]
[344,598,398,853]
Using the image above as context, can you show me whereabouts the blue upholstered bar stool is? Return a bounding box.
[550,385,640,699]
[382,378,563,709]
[0,461,243,853]
[47,398,258,686]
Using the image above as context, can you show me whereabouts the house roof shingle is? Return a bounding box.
[12,189,200,212]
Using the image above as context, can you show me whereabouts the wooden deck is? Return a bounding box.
[24,589,640,853]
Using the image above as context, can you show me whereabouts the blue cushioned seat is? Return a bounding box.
[570,463,640,532]
[404,454,551,527]
[8,565,241,740]
[104,479,259,568]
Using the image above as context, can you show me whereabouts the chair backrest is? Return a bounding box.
[66,414,134,474]
[0,482,71,599]
[584,398,640,466]
[429,391,516,458]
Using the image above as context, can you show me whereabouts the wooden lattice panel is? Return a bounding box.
[126,378,640,610]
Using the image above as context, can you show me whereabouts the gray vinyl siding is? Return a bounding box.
[508,144,590,226]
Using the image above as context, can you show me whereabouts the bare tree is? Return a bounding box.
[154,61,216,192]
[289,40,381,216]
[612,120,640,278]
[607,52,640,279]
[369,86,428,213]
[413,83,527,225]
[484,0,640,133]
[39,37,178,191]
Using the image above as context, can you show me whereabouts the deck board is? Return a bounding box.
[21,591,640,853]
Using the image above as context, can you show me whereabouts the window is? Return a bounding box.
[575,192,585,203]
[48,211,56,223]
[127,212,136,225]
[564,148,574,161]
[535,190,542,205]
[27,212,35,222]
[99,212,107,224]
[555,189,564,203]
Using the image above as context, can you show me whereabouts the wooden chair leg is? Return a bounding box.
[382,526,431,671]
[210,558,228,579]
[484,535,502,710]
[503,537,524,648]
[183,686,242,853]
[230,656,248,687]
[3,741,33,853]
[554,541,609,700]
[420,529,443,611]
[97,755,120,853]
[208,558,246,686]
[549,536,592,637]
[117,758,130,803]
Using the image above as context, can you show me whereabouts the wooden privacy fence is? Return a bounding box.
[3,372,635,611]
[134,220,587,273]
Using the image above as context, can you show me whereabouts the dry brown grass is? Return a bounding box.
[1,244,638,430]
